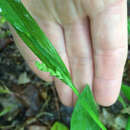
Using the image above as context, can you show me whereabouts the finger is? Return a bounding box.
[41,21,73,106]
[64,18,93,105]
[90,0,128,106]
[10,26,52,82]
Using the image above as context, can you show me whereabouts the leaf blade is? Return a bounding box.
[71,85,106,130]
[0,0,79,96]
[121,84,130,100]
[51,122,69,130]
[126,116,130,130]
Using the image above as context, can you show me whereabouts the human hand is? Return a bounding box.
[12,0,128,106]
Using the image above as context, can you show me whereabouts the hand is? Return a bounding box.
[12,0,128,106]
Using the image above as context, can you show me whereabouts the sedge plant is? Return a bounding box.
[0,0,130,130]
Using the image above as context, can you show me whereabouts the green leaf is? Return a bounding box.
[126,116,130,130]
[0,85,12,94]
[0,88,11,94]
[118,96,127,109]
[121,84,130,100]
[0,16,6,24]
[71,85,106,130]
[128,18,130,34]
[0,1,105,129]
[0,106,13,117]
[0,0,79,96]
[51,122,69,130]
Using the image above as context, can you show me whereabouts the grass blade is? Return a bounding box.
[126,116,130,130]
[0,0,79,95]
[121,84,130,100]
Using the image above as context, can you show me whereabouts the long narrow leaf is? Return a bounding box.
[126,116,130,130]
[121,84,130,100]
[0,0,79,96]
[128,18,130,34]
[118,96,127,109]
[0,1,106,129]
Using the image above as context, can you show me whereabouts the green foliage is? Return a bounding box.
[0,87,11,94]
[2,1,124,130]
[35,61,64,80]
[0,106,13,117]
[118,96,127,109]
[0,0,79,96]
[0,16,6,24]
[128,18,130,34]
[0,16,11,39]
[0,1,130,130]
[51,122,69,130]
[71,85,106,130]
[121,84,130,100]
[126,116,130,130]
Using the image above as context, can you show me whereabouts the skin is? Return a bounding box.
[11,0,128,106]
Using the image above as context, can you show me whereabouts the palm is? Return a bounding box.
[13,0,127,106]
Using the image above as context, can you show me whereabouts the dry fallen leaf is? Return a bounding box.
[28,125,49,130]
[18,72,30,84]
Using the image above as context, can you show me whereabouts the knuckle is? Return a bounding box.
[69,56,92,65]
